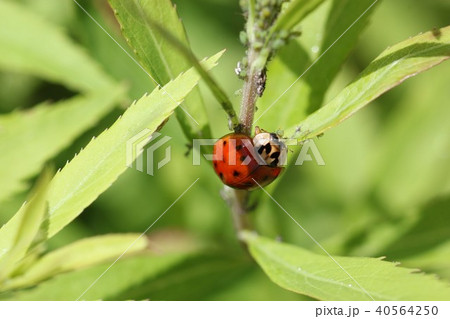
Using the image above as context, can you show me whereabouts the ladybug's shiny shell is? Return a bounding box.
[212,131,285,190]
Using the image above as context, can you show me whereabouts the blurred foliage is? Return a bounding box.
[0,0,449,300]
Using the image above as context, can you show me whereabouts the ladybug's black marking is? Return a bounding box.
[223,140,227,146]
[236,144,243,151]
[264,143,272,154]
[233,170,240,177]
[257,146,264,154]
[270,133,279,140]
[270,158,279,167]
[243,182,254,187]
[270,151,280,159]
[262,175,269,181]
[213,162,217,167]
[219,172,224,180]
[240,155,247,162]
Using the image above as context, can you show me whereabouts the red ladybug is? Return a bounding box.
[213,127,287,190]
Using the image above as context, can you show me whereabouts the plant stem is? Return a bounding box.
[227,0,266,247]
[239,48,259,135]
[221,187,252,250]
[230,50,262,244]
[230,189,251,231]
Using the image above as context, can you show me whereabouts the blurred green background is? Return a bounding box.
[0,0,449,300]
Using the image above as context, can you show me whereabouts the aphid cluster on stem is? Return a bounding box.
[237,0,302,76]
[213,127,287,190]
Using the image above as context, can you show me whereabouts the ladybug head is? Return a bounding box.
[253,128,287,167]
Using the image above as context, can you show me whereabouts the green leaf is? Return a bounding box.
[257,0,379,130]
[256,2,328,131]
[207,268,307,301]
[0,233,149,292]
[108,0,211,139]
[252,0,326,72]
[112,254,249,301]
[0,0,114,92]
[139,20,238,130]
[0,168,52,281]
[0,253,193,300]
[287,26,450,139]
[272,0,325,33]
[303,0,380,112]
[402,241,450,281]
[44,52,222,239]
[376,197,450,259]
[0,88,125,204]
[0,251,248,301]
[242,231,450,301]
[254,0,375,195]
[368,64,450,211]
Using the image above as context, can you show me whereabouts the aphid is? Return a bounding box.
[256,69,267,97]
[212,127,286,190]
